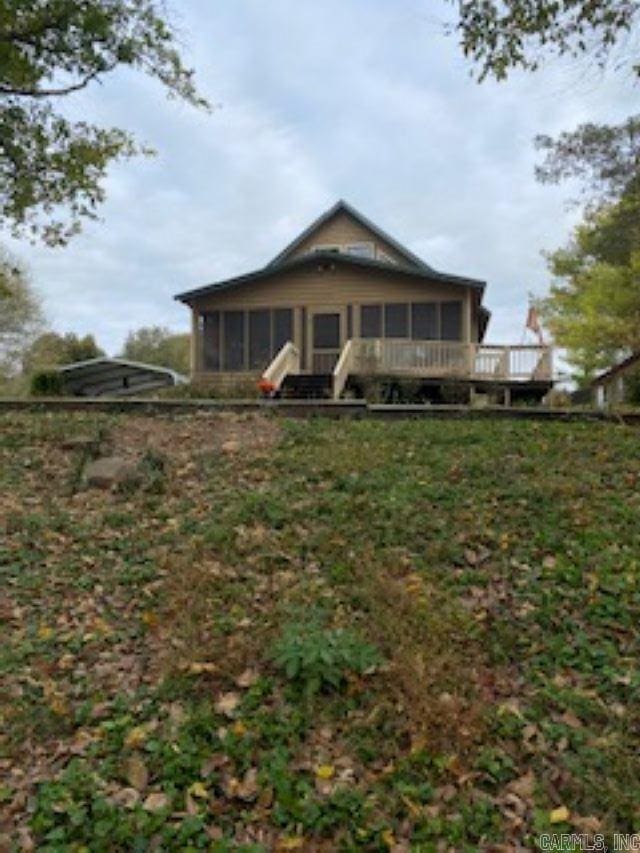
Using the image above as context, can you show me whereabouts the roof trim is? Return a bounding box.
[174,250,486,304]
[267,199,435,273]
[591,350,640,386]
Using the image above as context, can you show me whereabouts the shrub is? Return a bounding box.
[271,619,381,696]
[30,369,64,396]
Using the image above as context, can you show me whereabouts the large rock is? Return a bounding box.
[85,456,138,489]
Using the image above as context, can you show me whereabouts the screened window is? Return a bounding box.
[411,303,438,340]
[273,308,293,353]
[361,304,382,338]
[223,311,245,371]
[249,310,271,369]
[384,303,409,338]
[441,301,462,341]
[202,312,220,370]
[313,313,340,349]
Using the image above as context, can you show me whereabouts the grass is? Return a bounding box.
[1,411,639,850]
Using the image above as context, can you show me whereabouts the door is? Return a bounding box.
[311,311,342,373]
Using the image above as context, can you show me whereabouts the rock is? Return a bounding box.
[85,456,138,489]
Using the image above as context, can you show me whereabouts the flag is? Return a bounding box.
[526,304,544,344]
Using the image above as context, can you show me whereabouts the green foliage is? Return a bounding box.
[121,326,189,374]
[271,618,381,695]
[535,117,640,207]
[0,252,43,379]
[22,331,104,373]
[455,1,639,82]
[29,368,64,396]
[541,193,640,379]
[0,1,209,245]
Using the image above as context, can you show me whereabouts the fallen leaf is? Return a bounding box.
[549,805,570,824]
[126,754,149,791]
[188,781,209,799]
[277,837,304,850]
[215,692,240,718]
[235,668,259,688]
[315,765,335,780]
[124,726,147,749]
[143,792,169,812]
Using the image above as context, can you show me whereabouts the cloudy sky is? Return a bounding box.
[7,0,635,354]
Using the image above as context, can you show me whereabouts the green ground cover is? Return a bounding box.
[0,412,639,850]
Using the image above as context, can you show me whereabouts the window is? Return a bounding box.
[384,303,409,338]
[345,242,375,259]
[223,311,245,371]
[313,244,341,254]
[202,312,220,370]
[313,313,340,349]
[361,304,382,338]
[441,301,462,341]
[273,308,293,353]
[411,303,438,340]
[249,310,271,369]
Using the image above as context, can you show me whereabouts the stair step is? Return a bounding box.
[281,374,333,400]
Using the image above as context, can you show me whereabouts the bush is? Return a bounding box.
[271,619,381,696]
[30,370,64,396]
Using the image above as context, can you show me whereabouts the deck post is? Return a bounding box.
[504,386,511,407]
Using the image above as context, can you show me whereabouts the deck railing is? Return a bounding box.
[332,339,355,399]
[261,341,300,391]
[350,339,552,382]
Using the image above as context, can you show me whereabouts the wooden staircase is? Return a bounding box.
[280,374,333,399]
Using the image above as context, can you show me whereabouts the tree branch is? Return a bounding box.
[0,63,117,99]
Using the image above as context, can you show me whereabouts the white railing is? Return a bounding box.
[261,341,300,391]
[348,339,552,382]
[332,339,354,399]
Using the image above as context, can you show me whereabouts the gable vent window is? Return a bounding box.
[345,242,375,259]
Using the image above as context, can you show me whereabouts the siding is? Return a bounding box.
[288,209,407,265]
[190,264,481,376]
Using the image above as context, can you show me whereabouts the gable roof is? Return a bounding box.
[592,351,640,386]
[175,248,486,304]
[267,199,435,272]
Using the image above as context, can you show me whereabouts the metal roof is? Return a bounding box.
[267,199,436,272]
[175,248,486,304]
[57,357,187,397]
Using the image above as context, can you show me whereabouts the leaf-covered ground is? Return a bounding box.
[0,411,639,851]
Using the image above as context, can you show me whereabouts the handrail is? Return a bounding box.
[349,339,553,382]
[261,341,300,392]
[332,339,354,399]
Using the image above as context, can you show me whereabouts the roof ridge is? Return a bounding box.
[266,199,435,273]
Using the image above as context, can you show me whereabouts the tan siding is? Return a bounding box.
[193,265,470,312]
[289,210,407,265]
[189,265,476,375]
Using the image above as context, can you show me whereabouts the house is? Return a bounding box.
[58,357,186,397]
[592,351,640,408]
[175,200,553,402]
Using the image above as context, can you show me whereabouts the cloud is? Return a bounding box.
[5,0,635,352]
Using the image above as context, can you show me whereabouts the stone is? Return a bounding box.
[85,456,138,489]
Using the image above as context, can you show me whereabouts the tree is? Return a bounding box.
[0,1,209,245]
[535,117,640,207]
[0,252,43,378]
[541,194,640,381]
[454,1,639,82]
[22,331,104,373]
[122,326,189,374]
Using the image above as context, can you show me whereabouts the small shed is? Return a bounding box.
[58,357,186,397]
[592,351,640,408]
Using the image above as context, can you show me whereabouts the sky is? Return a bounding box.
[6,0,636,355]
